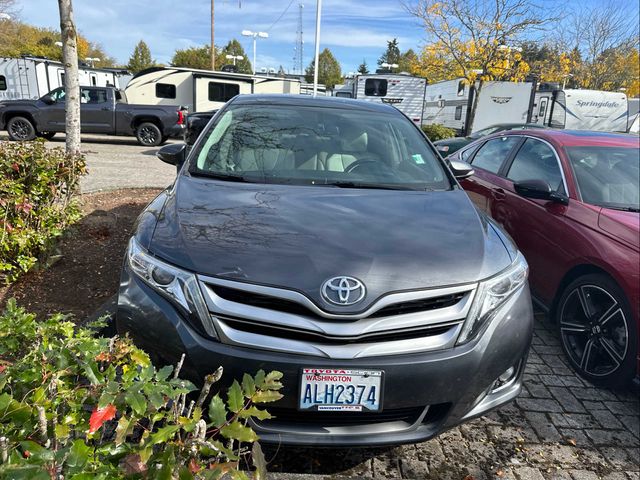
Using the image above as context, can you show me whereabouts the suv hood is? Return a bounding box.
[147,176,514,312]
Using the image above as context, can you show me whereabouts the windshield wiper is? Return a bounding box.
[601,205,640,212]
[190,171,252,183]
[324,181,421,191]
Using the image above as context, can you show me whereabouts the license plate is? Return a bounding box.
[299,368,383,412]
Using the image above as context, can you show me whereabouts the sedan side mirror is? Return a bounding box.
[157,143,186,168]
[41,94,55,105]
[514,179,569,205]
[449,160,474,179]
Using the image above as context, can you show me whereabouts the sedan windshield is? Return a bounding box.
[190,105,450,190]
[566,145,640,211]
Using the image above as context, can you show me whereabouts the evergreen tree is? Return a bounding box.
[304,48,342,88]
[398,49,418,74]
[357,59,369,74]
[378,38,401,70]
[127,40,155,73]
[218,39,252,73]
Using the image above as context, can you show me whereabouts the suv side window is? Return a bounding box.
[507,138,564,191]
[460,144,479,162]
[470,136,520,174]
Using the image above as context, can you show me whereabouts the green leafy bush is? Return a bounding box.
[421,124,457,142]
[0,300,283,479]
[0,140,86,283]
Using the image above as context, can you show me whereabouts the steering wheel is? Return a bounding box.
[344,158,383,173]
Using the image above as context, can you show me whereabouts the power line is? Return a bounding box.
[266,0,296,32]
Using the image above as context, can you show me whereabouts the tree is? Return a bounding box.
[57,0,80,155]
[0,0,15,17]
[357,59,369,75]
[0,21,116,67]
[127,40,155,73]
[172,45,212,70]
[405,0,555,133]
[304,48,342,89]
[398,49,419,74]
[378,38,401,70]
[218,39,252,73]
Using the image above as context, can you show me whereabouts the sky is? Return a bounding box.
[13,0,427,74]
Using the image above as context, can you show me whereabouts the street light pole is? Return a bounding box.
[312,0,322,97]
[211,0,215,70]
[242,30,268,75]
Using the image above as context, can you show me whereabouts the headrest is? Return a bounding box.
[340,124,368,152]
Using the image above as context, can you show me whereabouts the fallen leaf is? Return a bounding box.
[88,404,117,433]
[189,458,200,474]
[567,438,577,446]
[496,470,504,477]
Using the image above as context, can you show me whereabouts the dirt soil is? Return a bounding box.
[0,188,162,320]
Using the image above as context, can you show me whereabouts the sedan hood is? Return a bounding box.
[147,176,514,312]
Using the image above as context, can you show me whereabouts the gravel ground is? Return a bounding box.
[0,132,178,192]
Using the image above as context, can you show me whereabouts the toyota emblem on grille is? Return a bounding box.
[321,276,366,306]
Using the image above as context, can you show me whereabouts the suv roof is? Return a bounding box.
[229,94,399,115]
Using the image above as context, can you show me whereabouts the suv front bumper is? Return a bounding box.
[117,266,533,446]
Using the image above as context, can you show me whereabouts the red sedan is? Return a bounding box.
[449,130,639,388]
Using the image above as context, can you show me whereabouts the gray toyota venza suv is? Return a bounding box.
[117,94,533,446]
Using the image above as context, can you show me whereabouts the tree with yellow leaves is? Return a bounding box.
[404,0,556,132]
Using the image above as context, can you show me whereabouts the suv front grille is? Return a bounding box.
[198,275,476,358]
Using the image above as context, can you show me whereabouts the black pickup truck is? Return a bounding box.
[0,86,185,146]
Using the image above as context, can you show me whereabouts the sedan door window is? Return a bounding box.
[470,136,521,174]
[507,138,564,192]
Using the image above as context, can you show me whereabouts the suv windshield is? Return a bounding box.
[566,145,640,211]
[190,105,450,190]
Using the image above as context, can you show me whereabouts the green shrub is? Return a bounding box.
[421,124,457,142]
[0,299,283,479]
[0,140,86,283]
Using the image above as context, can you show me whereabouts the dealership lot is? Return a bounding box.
[2,134,637,478]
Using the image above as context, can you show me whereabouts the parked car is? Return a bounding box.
[0,86,185,146]
[116,94,533,446]
[449,129,639,388]
[433,123,546,156]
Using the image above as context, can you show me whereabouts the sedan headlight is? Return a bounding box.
[127,237,217,339]
[457,253,528,344]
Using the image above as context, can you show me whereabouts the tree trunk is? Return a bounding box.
[57,0,81,155]
[466,79,483,136]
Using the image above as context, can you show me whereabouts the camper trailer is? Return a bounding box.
[628,98,639,134]
[0,56,126,101]
[350,73,427,124]
[124,67,301,112]
[423,79,535,134]
[531,86,628,132]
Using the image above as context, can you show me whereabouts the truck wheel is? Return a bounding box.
[136,122,162,146]
[7,116,37,141]
[38,132,56,140]
[555,273,637,388]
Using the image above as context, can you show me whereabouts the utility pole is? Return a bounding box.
[210,0,215,70]
[293,4,304,74]
[57,0,80,154]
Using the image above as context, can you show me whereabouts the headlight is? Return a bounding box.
[457,253,528,344]
[127,237,217,339]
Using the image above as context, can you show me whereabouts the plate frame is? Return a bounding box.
[297,367,385,413]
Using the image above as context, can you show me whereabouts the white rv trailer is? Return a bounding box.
[628,98,639,134]
[0,56,125,101]
[423,78,535,134]
[531,87,628,132]
[350,73,426,125]
[124,67,301,112]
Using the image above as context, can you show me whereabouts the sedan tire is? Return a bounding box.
[556,273,637,388]
[7,116,37,141]
[136,122,163,147]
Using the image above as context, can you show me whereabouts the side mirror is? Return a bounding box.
[41,94,55,105]
[449,160,474,179]
[157,143,186,168]
[514,179,569,205]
